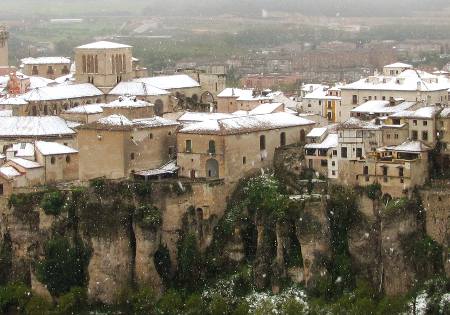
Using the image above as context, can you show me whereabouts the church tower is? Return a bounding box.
[0,26,8,67]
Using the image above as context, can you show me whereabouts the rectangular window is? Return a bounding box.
[332,170,336,176]
[399,167,404,177]
[422,131,428,141]
[394,134,399,139]
[392,119,400,125]
[412,130,418,140]
[413,120,417,126]
[185,140,192,153]
[387,134,391,139]
[260,135,266,150]
[332,161,335,166]
[341,147,348,158]
[321,160,327,167]
[382,166,388,176]
[333,150,337,156]
[0,183,3,195]
[423,120,428,126]
[356,148,363,158]
[243,156,246,165]
[352,95,358,105]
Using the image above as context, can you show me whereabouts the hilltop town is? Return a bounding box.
[0,24,448,314]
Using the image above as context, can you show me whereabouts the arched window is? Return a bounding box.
[50,157,56,164]
[280,132,286,146]
[363,166,369,175]
[206,159,219,178]
[208,140,216,154]
[66,155,71,163]
[154,99,164,116]
[260,135,266,150]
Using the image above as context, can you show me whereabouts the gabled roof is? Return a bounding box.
[134,74,200,90]
[249,102,284,115]
[20,83,103,102]
[0,166,21,179]
[304,134,338,149]
[351,100,416,115]
[64,104,104,114]
[179,112,315,135]
[393,141,431,153]
[77,41,132,49]
[390,106,440,119]
[0,116,75,137]
[35,141,78,156]
[21,57,71,65]
[103,96,152,108]
[338,117,381,130]
[108,81,169,96]
[8,157,42,169]
[384,62,413,68]
[306,127,327,138]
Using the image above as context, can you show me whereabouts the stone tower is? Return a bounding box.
[0,26,9,67]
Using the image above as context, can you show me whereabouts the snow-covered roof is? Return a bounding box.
[20,83,103,102]
[97,114,133,126]
[0,97,28,105]
[64,104,104,114]
[7,143,35,158]
[217,88,253,98]
[21,57,71,65]
[0,166,21,179]
[0,116,75,137]
[393,141,431,153]
[249,102,284,115]
[303,86,340,100]
[339,117,381,130]
[35,141,78,156]
[134,74,200,90]
[77,41,132,49]
[390,106,440,119]
[134,160,178,177]
[29,76,55,89]
[351,100,416,115]
[306,127,327,138]
[178,112,234,123]
[179,112,315,135]
[439,107,450,118]
[304,133,338,149]
[384,62,413,68]
[9,157,42,169]
[54,73,74,84]
[342,70,450,92]
[0,110,12,117]
[103,96,152,108]
[108,81,169,96]
[133,117,179,128]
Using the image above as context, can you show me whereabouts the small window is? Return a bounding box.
[260,135,266,150]
[280,132,286,146]
[32,66,38,75]
[47,66,54,75]
[332,170,336,176]
[341,147,347,158]
[208,140,216,154]
[412,130,418,140]
[242,156,246,164]
[0,183,3,195]
[185,140,192,153]
[333,150,337,156]
[149,133,153,139]
[130,153,135,160]
[320,159,327,167]
[382,166,388,176]
[399,167,404,177]
[387,134,391,139]
[352,95,358,105]
[332,161,335,166]
[413,120,417,126]
[50,157,56,164]
[168,131,172,136]
[423,120,428,126]
[363,166,369,175]
[65,155,71,163]
[356,148,362,158]
[422,131,428,141]
[394,134,399,139]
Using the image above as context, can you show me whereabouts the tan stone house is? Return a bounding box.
[21,57,71,80]
[177,112,315,184]
[77,114,178,180]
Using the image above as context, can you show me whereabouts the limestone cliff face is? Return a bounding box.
[296,198,331,287]
[133,224,162,294]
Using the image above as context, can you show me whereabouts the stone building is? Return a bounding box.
[108,81,170,116]
[304,127,339,178]
[356,141,431,197]
[216,88,274,113]
[177,112,315,184]
[21,57,71,79]
[0,116,76,152]
[0,141,78,196]
[101,96,154,120]
[74,41,136,92]
[6,83,104,116]
[77,114,178,180]
[60,104,104,124]
[301,84,341,122]
[339,65,450,122]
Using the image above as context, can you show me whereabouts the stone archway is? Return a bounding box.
[206,159,219,178]
[200,91,214,104]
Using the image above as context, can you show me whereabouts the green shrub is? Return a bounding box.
[154,244,172,285]
[54,287,87,315]
[40,191,65,216]
[208,294,230,315]
[176,232,204,290]
[130,288,157,315]
[0,283,31,313]
[25,296,52,315]
[365,183,382,200]
[0,234,12,285]
[281,297,307,315]
[157,289,184,315]
[232,301,250,315]
[135,205,162,229]
[185,293,207,315]
[37,237,90,296]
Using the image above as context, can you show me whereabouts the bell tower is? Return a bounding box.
[0,25,9,67]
